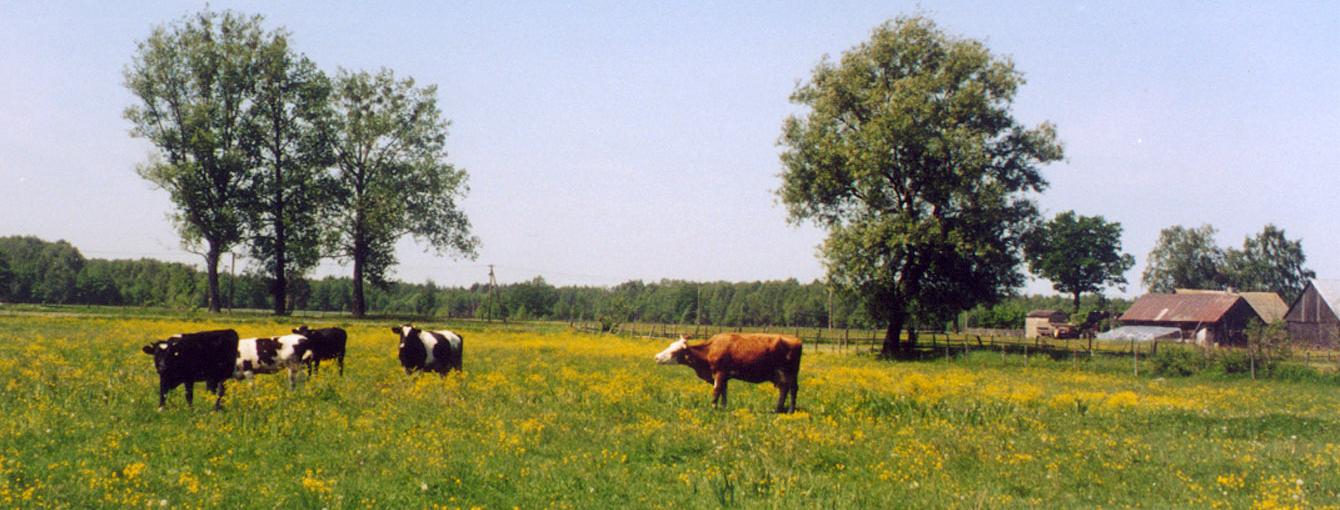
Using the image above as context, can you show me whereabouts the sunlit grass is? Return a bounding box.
[0,311,1338,508]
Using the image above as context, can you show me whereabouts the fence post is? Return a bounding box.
[1133,338,1139,378]
[1024,344,1029,368]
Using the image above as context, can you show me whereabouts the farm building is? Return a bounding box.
[1175,288,1288,323]
[1024,309,1069,339]
[1284,280,1340,348]
[1118,293,1261,346]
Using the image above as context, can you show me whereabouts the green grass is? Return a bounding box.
[1,309,1339,508]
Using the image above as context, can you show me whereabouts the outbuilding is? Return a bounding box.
[1118,293,1261,347]
[1284,280,1340,348]
[1024,309,1069,339]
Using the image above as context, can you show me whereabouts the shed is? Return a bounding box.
[1024,309,1069,339]
[1119,293,1260,346]
[1284,280,1340,348]
[1175,289,1288,323]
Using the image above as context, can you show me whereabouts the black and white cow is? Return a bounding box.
[391,324,462,375]
[141,329,239,410]
[292,325,347,377]
[234,334,313,388]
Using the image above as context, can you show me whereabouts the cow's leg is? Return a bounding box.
[212,381,226,411]
[788,376,798,413]
[773,370,797,413]
[307,359,317,377]
[157,379,171,409]
[337,355,344,377]
[288,366,298,389]
[712,372,728,409]
[184,381,194,406]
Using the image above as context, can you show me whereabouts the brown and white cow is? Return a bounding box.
[233,334,313,389]
[654,333,802,413]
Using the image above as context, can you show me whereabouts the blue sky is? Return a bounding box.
[1,1,1337,295]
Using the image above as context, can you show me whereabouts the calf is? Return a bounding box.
[391,324,462,375]
[654,333,802,413]
[292,325,347,377]
[141,329,239,410]
[234,334,313,389]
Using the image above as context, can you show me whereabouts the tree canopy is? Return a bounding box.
[242,30,333,315]
[1222,224,1315,303]
[1023,211,1134,312]
[1141,225,1226,293]
[1142,224,1313,303]
[325,69,478,317]
[124,9,269,312]
[778,16,1063,357]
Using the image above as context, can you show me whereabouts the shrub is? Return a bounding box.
[1150,347,1207,377]
[1214,350,1253,375]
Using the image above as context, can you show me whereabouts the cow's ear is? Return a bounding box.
[390,327,400,334]
[141,345,154,354]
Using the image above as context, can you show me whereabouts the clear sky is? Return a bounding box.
[2,1,1337,295]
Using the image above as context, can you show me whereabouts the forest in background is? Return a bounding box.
[0,235,1128,330]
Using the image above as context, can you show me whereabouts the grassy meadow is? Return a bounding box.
[1,310,1339,508]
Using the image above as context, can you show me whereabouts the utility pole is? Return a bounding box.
[696,285,703,326]
[827,285,834,330]
[485,264,503,323]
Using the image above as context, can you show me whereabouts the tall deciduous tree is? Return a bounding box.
[243,31,332,315]
[326,69,478,317]
[1141,225,1225,293]
[779,16,1063,358]
[124,10,266,312]
[1023,211,1134,312]
[1223,224,1314,303]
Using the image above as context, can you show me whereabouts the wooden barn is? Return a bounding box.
[1118,293,1261,347]
[1024,309,1069,339]
[1284,280,1340,348]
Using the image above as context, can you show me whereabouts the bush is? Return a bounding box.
[1150,347,1207,377]
[1214,350,1253,375]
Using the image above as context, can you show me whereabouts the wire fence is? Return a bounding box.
[569,319,1340,376]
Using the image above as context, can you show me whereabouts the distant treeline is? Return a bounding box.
[0,235,1125,330]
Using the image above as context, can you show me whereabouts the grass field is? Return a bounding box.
[1,310,1339,508]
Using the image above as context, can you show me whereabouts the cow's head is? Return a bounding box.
[654,336,690,365]
[392,324,418,348]
[292,325,311,335]
[141,337,181,373]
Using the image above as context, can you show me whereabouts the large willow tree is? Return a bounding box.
[779,16,1064,358]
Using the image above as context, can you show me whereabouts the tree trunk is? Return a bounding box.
[1072,291,1082,314]
[351,246,366,318]
[272,161,288,315]
[905,326,918,355]
[205,245,222,313]
[880,314,903,358]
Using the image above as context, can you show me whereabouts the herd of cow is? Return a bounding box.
[140,324,464,410]
[142,325,803,413]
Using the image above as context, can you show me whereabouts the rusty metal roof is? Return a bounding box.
[1120,293,1249,324]
[1175,289,1288,323]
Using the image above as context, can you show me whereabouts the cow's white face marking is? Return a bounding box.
[655,337,688,365]
[277,334,309,362]
[417,331,439,366]
[400,325,414,338]
[236,338,260,378]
